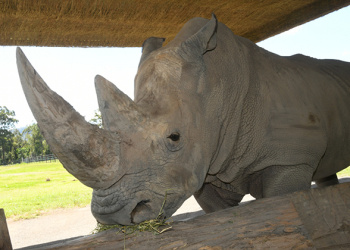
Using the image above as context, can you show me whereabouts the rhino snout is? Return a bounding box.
[92,198,156,225]
[91,186,160,225]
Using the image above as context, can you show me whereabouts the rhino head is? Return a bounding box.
[17,15,218,225]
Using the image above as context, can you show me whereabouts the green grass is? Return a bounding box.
[0,161,349,221]
[338,166,350,178]
[0,161,92,220]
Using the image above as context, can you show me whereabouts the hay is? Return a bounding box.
[1,0,349,47]
[92,218,172,235]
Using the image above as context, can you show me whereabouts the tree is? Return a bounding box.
[0,106,18,164]
[89,109,102,128]
[23,124,51,157]
[12,129,29,160]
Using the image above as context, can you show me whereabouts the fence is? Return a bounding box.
[0,154,58,166]
[22,154,58,163]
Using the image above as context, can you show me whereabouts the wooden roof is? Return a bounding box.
[1,0,350,47]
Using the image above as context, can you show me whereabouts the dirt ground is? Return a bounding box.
[7,206,97,249]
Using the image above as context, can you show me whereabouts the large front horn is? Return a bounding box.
[95,75,147,133]
[16,48,124,189]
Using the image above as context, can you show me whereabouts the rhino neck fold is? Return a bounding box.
[203,31,264,185]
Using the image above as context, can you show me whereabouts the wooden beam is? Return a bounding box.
[25,182,350,249]
[0,209,13,250]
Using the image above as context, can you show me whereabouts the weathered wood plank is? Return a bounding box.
[20,182,350,250]
[0,208,13,250]
[291,183,350,249]
[22,195,312,249]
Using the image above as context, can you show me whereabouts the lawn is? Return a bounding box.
[338,166,350,178]
[0,161,349,221]
[0,161,92,220]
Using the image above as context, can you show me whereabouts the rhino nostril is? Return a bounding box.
[131,200,151,224]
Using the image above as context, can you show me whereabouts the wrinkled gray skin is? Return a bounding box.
[17,15,350,225]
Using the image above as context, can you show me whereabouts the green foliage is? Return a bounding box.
[22,123,51,157]
[0,161,92,220]
[89,109,102,128]
[0,106,18,164]
[0,115,52,165]
[0,106,18,130]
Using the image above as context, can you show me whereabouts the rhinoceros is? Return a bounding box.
[17,15,350,225]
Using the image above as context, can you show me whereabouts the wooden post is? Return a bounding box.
[0,209,13,250]
[20,182,350,249]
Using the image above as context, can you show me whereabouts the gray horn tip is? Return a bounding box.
[95,74,103,82]
[16,46,23,55]
[94,74,108,88]
[95,75,116,91]
[16,47,26,66]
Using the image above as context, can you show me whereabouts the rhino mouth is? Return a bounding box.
[131,200,151,214]
[91,184,165,225]
[130,199,153,224]
[92,197,157,225]
[91,184,180,225]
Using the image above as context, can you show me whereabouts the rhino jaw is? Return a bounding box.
[16,47,127,189]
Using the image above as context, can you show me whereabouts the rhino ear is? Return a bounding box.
[181,14,218,56]
[139,37,165,66]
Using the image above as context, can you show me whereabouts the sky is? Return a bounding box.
[0,6,349,128]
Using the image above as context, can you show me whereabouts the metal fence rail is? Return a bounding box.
[22,154,58,164]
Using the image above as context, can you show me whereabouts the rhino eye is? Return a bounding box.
[167,132,180,142]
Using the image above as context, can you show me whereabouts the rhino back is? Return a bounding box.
[200,27,350,187]
[258,52,350,180]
